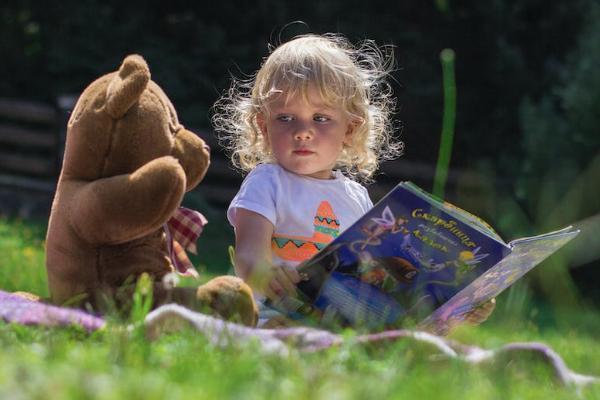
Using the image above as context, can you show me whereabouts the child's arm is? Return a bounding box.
[233,208,300,301]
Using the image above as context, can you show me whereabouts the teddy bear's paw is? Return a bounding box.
[196,276,258,327]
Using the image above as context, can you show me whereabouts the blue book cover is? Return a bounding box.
[277,182,579,330]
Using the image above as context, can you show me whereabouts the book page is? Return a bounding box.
[401,182,505,243]
[419,227,579,333]
[294,181,512,327]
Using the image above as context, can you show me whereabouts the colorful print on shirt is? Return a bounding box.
[272,201,340,262]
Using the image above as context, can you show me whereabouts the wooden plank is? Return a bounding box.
[0,123,56,148]
[0,98,57,125]
[0,174,56,192]
[0,152,56,176]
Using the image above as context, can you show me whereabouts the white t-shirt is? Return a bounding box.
[228,163,373,267]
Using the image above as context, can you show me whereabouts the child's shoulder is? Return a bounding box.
[246,163,282,179]
[334,170,368,190]
[241,163,287,187]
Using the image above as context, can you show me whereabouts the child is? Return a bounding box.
[214,33,399,315]
[214,33,492,329]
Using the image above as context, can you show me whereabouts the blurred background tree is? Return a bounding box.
[1,0,598,308]
[513,2,600,309]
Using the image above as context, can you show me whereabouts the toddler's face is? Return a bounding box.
[258,85,354,179]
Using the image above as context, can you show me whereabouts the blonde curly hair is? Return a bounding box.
[212,33,402,182]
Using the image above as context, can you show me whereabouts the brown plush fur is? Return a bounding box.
[45,54,257,327]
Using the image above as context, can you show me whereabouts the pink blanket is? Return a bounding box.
[1,290,597,390]
[0,290,104,331]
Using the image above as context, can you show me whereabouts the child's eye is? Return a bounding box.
[276,115,294,122]
[314,115,330,123]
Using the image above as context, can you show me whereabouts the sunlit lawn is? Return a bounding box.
[1,217,599,399]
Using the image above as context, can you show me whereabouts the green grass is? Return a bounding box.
[1,217,599,399]
[0,319,599,399]
[0,217,48,297]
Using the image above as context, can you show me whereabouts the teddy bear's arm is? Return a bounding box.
[69,156,186,245]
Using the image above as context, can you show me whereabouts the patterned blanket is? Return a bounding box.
[1,290,597,390]
[0,290,104,332]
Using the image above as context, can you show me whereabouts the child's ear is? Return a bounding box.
[256,112,266,134]
[256,112,270,145]
[344,118,360,145]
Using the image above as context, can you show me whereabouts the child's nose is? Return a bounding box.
[294,124,313,140]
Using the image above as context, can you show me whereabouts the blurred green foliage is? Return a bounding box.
[513,2,600,308]
[517,2,599,219]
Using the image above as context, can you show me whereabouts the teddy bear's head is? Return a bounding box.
[61,54,209,190]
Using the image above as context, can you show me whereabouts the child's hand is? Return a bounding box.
[463,297,496,326]
[437,298,496,335]
[423,298,497,336]
[263,262,301,302]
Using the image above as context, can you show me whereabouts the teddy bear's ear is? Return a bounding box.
[105,54,150,118]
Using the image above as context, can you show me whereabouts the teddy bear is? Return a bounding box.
[45,54,257,326]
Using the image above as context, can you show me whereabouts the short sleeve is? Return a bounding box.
[346,179,373,214]
[362,186,374,211]
[227,165,278,228]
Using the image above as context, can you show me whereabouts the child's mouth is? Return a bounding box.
[293,149,314,156]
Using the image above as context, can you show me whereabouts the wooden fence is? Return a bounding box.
[0,97,68,192]
[0,96,246,215]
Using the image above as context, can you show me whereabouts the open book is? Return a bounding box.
[270,182,579,331]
